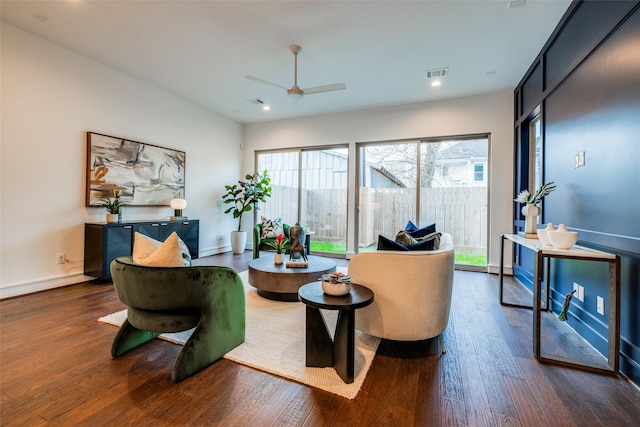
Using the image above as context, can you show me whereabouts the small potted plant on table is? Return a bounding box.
[100,189,125,223]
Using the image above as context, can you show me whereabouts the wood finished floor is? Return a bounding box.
[1,251,638,426]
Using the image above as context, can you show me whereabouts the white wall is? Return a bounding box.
[1,23,242,298]
[243,92,514,271]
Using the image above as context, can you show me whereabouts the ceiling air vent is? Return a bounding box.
[425,68,449,79]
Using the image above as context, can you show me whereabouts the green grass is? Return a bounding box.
[312,240,486,266]
[310,241,346,254]
[454,253,486,266]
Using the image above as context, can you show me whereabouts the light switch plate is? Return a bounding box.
[597,296,605,315]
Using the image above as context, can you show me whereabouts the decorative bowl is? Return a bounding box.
[548,224,578,249]
[321,280,351,296]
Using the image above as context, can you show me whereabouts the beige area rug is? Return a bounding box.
[99,269,380,399]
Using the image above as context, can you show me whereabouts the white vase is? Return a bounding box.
[230,231,247,254]
[274,253,283,265]
[536,222,555,246]
[521,204,540,237]
[548,223,578,249]
[106,213,118,223]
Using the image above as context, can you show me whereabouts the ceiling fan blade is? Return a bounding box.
[301,83,347,95]
[244,75,288,91]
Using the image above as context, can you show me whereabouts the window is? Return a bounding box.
[474,163,484,182]
[356,136,489,269]
[256,147,348,257]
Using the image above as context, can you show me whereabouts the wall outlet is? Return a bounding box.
[56,253,66,264]
[597,296,605,315]
[573,282,584,302]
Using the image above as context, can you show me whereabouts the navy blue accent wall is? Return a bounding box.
[513,1,640,385]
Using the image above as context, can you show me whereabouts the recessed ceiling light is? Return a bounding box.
[431,80,442,87]
[262,105,271,111]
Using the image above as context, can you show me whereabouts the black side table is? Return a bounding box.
[298,282,374,384]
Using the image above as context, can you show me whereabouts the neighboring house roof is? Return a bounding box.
[370,165,406,188]
[437,140,488,160]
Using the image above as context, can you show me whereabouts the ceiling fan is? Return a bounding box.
[245,45,346,99]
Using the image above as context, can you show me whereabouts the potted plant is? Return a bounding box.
[222,170,272,254]
[265,233,289,264]
[99,189,126,223]
[514,181,556,236]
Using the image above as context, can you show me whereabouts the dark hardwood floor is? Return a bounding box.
[2,251,638,426]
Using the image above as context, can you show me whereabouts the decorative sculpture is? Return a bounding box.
[288,222,308,262]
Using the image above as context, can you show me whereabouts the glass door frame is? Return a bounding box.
[255,144,350,258]
[354,134,490,271]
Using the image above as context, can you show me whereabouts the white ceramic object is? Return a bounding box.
[536,223,555,246]
[106,213,118,223]
[548,224,578,249]
[321,280,351,296]
[274,253,283,265]
[521,204,540,235]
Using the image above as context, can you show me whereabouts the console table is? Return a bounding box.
[84,219,199,280]
[499,233,620,375]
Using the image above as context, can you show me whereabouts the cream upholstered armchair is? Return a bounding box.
[348,232,455,351]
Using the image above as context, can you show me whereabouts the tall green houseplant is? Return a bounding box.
[222,170,272,232]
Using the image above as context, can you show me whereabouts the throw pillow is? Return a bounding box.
[404,220,419,233]
[261,216,284,239]
[377,235,409,251]
[407,231,442,251]
[394,230,418,247]
[405,222,436,238]
[133,232,192,267]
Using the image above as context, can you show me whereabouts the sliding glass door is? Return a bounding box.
[256,147,348,256]
[357,142,417,251]
[357,137,489,268]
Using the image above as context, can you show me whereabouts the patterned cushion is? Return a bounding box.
[132,232,192,266]
[260,216,284,239]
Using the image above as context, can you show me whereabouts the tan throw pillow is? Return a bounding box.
[132,232,192,267]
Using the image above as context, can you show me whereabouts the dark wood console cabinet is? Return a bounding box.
[84,219,199,280]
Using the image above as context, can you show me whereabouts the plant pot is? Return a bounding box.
[321,281,351,296]
[230,231,247,254]
[106,213,119,223]
[274,253,283,265]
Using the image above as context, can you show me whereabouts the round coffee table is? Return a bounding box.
[248,255,336,302]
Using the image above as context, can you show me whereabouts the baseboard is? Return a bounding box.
[199,244,232,258]
[487,263,512,275]
[0,273,94,300]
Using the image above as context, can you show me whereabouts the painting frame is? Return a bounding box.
[86,132,186,207]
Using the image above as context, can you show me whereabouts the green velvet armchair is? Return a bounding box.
[253,222,291,259]
[109,257,246,383]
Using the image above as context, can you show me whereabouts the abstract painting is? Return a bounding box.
[86,132,185,207]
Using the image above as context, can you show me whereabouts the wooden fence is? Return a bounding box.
[261,185,487,254]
